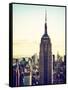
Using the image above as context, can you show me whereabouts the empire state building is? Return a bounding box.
[39,11,52,85]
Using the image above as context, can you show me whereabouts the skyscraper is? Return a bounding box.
[39,11,52,85]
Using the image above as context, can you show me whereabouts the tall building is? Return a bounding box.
[32,53,38,65]
[39,11,52,85]
[53,54,55,70]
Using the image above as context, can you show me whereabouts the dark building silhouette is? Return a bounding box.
[39,11,52,85]
[53,54,55,70]
[64,55,66,83]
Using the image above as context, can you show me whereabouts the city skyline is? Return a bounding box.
[13,4,65,58]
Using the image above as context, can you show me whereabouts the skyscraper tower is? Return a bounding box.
[39,11,52,85]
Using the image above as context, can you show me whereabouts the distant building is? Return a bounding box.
[53,55,55,70]
[64,55,66,65]
[53,54,66,84]
[39,11,52,85]
[32,53,38,65]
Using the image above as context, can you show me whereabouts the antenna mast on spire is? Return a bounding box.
[45,10,47,35]
[45,9,47,23]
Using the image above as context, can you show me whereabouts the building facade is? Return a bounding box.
[39,11,52,85]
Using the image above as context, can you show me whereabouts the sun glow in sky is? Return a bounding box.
[13,4,65,58]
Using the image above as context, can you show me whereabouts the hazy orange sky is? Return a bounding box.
[13,4,65,58]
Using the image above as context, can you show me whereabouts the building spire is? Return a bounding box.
[45,9,47,23]
[45,10,47,35]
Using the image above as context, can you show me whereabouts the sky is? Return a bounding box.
[13,4,65,58]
